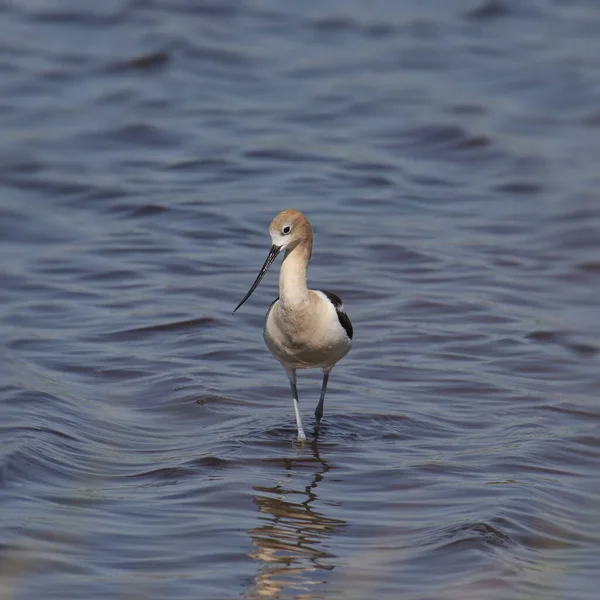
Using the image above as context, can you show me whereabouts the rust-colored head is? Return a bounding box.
[268,209,313,256]
[233,209,313,312]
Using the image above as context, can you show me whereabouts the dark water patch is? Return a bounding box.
[121,51,171,72]
[75,268,145,284]
[408,124,490,151]
[129,203,169,218]
[446,102,488,116]
[576,261,600,273]
[243,146,330,164]
[309,16,357,34]
[568,342,599,357]
[430,521,515,551]
[463,0,516,21]
[2,174,95,199]
[315,410,459,444]
[367,242,433,263]
[76,123,181,151]
[194,395,245,408]
[5,426,80,444]
[582,110,600,126]
[346,173,396,188]
[180,39,257,70]
[188,455,231,469]
[165,157,233,172]
[364,22,398,37]
[381,122,501,164]
[123,466,199,483]
[0,438,82,488]
[527,330,599,357]
[72,185,131,207]
[163,0,244,18]
[40,360,154,383]
[0,154,47,175]
[106,317,216,341]
[494,180,543,195]
[542,402,600,422]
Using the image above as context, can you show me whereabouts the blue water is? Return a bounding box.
[1,1,600,598]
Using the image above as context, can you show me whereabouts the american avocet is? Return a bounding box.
[234,209,353,441]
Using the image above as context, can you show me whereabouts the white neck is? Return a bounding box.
[279,244,310,310]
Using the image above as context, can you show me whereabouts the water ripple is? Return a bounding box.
[1,0,599,598]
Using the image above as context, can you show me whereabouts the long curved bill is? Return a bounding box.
[233,244,281,312]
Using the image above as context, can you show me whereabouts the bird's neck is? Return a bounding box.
[279,243,311,310]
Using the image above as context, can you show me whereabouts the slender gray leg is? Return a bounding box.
[314,369,330,433]
[285,367,306,442]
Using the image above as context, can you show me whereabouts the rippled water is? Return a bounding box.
[1,0,600,598]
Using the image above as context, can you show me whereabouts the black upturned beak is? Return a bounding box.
[233,244,281,313]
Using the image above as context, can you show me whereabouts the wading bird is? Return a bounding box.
[234,209,353,441]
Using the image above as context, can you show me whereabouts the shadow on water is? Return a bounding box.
[244,441,346,599]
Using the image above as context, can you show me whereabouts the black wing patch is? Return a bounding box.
[321,290,353,340]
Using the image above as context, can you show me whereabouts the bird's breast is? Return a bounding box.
[263,294,351,369]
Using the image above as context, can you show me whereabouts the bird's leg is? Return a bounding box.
[286,367,306,442]
[314,369,330,434]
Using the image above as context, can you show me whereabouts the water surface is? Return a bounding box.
[1,0,600,598]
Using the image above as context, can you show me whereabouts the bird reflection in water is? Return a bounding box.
[244,442,346,599]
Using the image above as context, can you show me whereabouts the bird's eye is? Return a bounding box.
[282,225,291,235]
